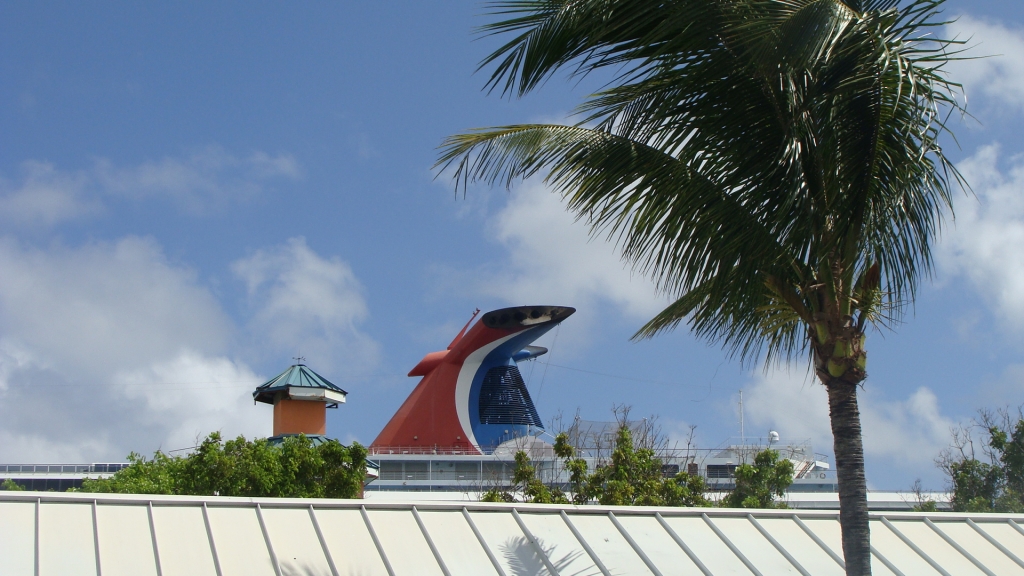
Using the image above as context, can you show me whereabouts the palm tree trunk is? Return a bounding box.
[826,380,872,576]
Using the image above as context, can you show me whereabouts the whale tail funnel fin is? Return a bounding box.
[371,306,574,454]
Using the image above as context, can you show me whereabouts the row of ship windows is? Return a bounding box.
[378,461,500,481]
[0,479,85,491]
[375,461,729,482]
[0,464,130,474]
[0,462,735,480]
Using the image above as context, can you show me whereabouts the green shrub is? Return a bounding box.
[81,432,367,499]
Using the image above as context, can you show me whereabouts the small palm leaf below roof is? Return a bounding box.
[253,364,347,405]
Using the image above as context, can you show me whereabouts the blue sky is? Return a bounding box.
[1,1,1022,490]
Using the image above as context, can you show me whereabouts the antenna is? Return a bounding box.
[292,356,306,365]
[447,308,481,350]
[738,389,744,441]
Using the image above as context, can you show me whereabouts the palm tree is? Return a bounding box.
[436,1,964,573]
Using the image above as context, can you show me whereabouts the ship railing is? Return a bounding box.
[369,446,484,456]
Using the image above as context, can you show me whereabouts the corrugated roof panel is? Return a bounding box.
[259,507,333,576]
[149,505,219,576]
[514,511,600,575]
[38,501,96,576]
[312,508,390,576]
[365,509,445,576]
[613,514,706,575]
[7,493,1024,575]
[792,517,898,576]
[886,518,988,575]
[0,501,35,576]
[659,515,751,575]
[794,516,843,547]
[416,509,502,575]
[710,516,802,574]
[869,557,900,576]
[932,520,1024,575]
[753,517,845,575]
[468,510,554,576]
[870,518,944,575]
[204,506,277,576]
[95,504,159,576]
[566,512,652,575]
[976,521,1024,558]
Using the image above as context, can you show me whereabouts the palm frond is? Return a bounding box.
[443,0,966,365]
[438,124,805,295]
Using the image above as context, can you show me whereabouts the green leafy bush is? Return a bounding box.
[80,432,367,499]
[942,408,1024,513]
[485,425,710,508]
[721,449,794,509]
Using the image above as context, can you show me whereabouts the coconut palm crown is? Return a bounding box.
[437,1,963,574]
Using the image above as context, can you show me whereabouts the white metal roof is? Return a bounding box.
[1,491,1022,576]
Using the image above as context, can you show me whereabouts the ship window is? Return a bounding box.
[455,462,481,481]
[404,461,428,480]
[706,464,737,479]
[482,462,508,480]
[478,365,542,426]
[379,461,402,481]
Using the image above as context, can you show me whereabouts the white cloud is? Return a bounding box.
[0,237,231,380]
[0,237,247,461]
[0,161,101,226]
[0,235,380,462]
[742,368,957,479]
[94,146,301,214]
[939,144,1024,325]
[973,363,1024,408]
[947,16,1024,112]
[0,430,113,465]
[487,182,664,318]
[0,147,301,227]
[232,237,380,376]
[0,234,382,462]
[114,351,268,451]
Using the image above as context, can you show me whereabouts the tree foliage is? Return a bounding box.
[722,449,795,509]
[439,2,966,571]
[482,450,571,503]
[484,426,797,509]
[569,426,711,507]
[941,408,1024,513]
[80,433,368,499]
[907,478,938,511]
[485,425,712,507]
[1,478,25,491]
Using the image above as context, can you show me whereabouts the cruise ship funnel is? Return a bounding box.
[371,305,574,454]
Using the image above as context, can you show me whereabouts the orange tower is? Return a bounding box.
[253,362,347,440]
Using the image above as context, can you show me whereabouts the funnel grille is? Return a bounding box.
[478,365,542,426]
